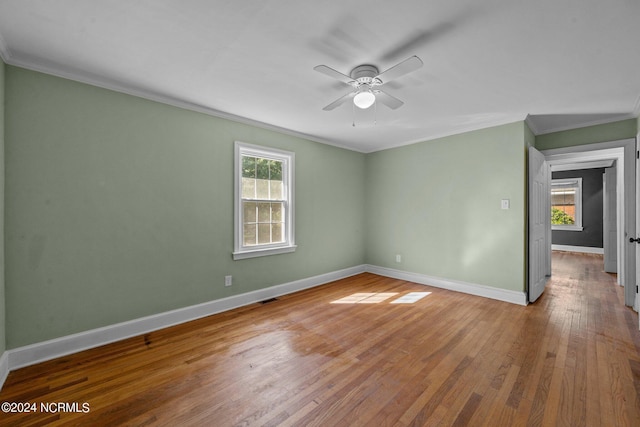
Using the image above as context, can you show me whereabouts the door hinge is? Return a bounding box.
[637,151,639,159]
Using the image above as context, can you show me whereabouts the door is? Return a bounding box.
[636,138,640,317]
[529,146,550,302]
[603,167,617,273]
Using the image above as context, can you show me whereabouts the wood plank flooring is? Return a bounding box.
[1,251,640,426]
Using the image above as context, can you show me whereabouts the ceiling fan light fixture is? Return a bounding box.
[353,90,375,109]
[315,56,422,112]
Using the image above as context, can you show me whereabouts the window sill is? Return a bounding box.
[552,225,584,232]
[233,245,297,260]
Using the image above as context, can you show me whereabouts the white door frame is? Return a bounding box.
[541,138,636,307]
[603,166,618,273]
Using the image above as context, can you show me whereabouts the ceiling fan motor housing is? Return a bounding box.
[350,65,382,86]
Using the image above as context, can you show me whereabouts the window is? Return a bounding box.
[233,142,295,260]
[551,178,583,231]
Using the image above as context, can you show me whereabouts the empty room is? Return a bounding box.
[0,1,639,425]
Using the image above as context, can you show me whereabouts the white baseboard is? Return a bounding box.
[3,263,527,377]
[365,265,528,306]
[552,244,604,254]
[0,351,8,390]
[6,265,367,372]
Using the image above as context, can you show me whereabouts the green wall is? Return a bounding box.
[5,66,366,348]
[5,62,634,351]
[535,118,638,150]
[0,58,5,356]
[364,122,527,292]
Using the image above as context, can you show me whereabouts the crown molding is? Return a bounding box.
[2,55,368,154]
[0,52,542,155]
[364,116,529,153]
[524,114,542,135]
[528,113,637,136]
[4,51,636,154]
[0,31,11,63]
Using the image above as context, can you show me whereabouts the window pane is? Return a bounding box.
[242,156,256,178]
[256,179,269,199]
[271,203,282,221]
[270,160,282,180]
[256,158,270,179]
[258,203,271,222]
[272,223,283,242]
[243,201,257,223]
[243,224,256,246]
[270,180,283,200]
[242,178,256,199]
[258,223,271,244]
[551,188,575,205]
[551,180,579,226]
[552,206,575,224]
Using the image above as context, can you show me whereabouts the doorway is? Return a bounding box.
[550,163,616,273]
[533,138,636,308]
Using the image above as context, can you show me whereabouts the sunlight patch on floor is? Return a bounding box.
[331,291,431,304]
[331,292,398,304]
[390,292,431,304]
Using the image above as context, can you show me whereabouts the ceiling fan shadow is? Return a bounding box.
[377,6,482,63]
[308,14,378,63]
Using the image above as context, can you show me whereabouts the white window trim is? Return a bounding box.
[551,177,583,231]
[233,141,296,260]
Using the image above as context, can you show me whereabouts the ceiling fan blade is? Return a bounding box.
[322,91,356,111]
[376,56,423,83]
[314,65,355,86]
[374,90,404,110]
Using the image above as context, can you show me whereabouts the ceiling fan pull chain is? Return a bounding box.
[374,100,377,126]
[352,101,356,127]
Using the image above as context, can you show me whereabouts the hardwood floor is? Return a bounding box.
[1,252,640,426]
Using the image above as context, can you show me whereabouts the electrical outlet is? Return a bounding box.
[225,275,232,287]
[396,254,402,263]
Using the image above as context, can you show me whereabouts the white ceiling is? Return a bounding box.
[0,0,639,153]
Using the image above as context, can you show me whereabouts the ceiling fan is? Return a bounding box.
[314,56,423,111]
